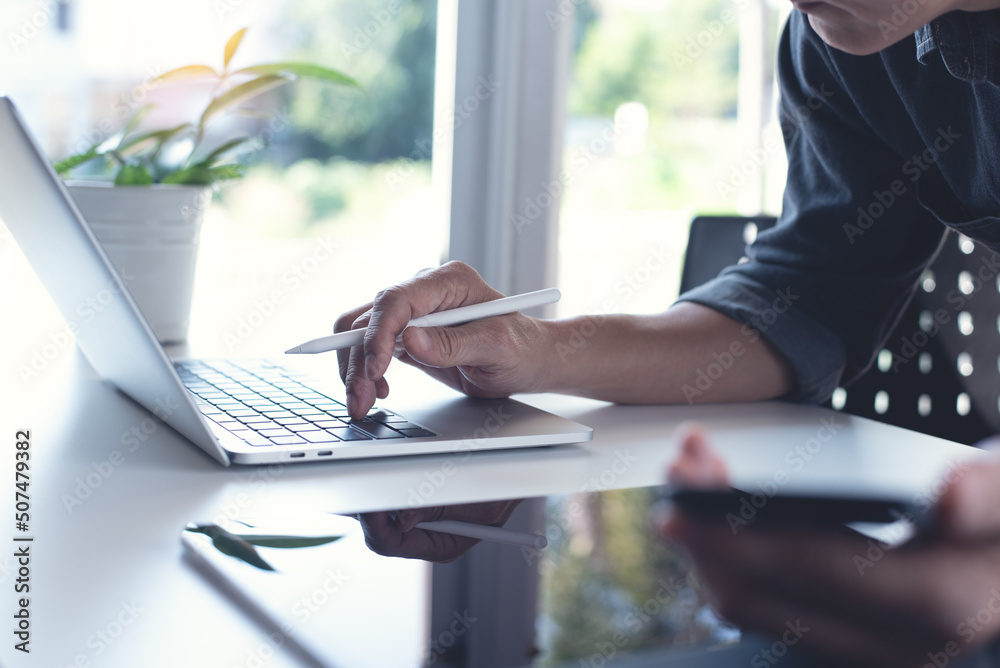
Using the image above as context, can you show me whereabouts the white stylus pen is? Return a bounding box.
[285,287,561,355]
[414,520,548,550]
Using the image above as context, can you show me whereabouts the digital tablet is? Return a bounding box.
[666,486,934,532]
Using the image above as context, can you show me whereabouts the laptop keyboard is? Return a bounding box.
[174,359,435,448]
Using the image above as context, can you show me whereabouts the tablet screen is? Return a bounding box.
[182,485,746,667]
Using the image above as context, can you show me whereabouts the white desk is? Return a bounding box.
[0,342,985,667]
[0,232,986,667]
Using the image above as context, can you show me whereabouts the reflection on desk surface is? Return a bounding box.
[182,485,741,668]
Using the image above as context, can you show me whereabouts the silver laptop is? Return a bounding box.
[0,96,592,466]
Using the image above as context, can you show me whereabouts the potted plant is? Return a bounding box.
[56,28,360,343]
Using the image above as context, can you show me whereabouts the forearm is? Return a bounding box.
[537,302,795,404]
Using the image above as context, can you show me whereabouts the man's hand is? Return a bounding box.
[358,499,522,563]
[334,262,553,419]
[662,427,1000,668]
[335,262,794,415]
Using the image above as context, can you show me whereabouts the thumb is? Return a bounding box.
[667,422,730,488]
[659,424,729,544]
[937,451,1000,540]
[401,321,498,368]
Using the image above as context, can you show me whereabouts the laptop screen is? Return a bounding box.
[0,97,230,463]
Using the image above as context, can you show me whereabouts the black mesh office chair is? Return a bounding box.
[679,215,1000,445]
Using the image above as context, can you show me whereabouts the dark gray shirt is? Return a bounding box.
[678,9,1000,403]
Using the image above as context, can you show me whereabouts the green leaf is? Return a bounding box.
[117,123,184,156]
[116,135,159,158]
[118,123,191,156]
[193,137,249,168]
[199,75,290,130]
[161,163,244,185]
[151,65,219,87]
[161,166,209,185]
[235,534,345,549]
[189,525,274,571]
[207,164,245,181]
[233,62,362,90]
[230,108,274,120]
[213,534,274,571]
[54,147,101,175]
[118,104,156,146]
[114,163,154,185]
[224,28,248,71]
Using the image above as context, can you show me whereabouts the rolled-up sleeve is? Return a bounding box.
[676,12,947,404]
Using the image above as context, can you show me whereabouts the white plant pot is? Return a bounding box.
[66,182,211,344]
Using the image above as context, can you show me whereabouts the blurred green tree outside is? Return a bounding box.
[571,1,738,118]
[279,0,437,162]
[231,0,744,237]
[565,0,742,213]
[221,0,437,236]
[538,489,732,665]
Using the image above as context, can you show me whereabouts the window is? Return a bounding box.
[0,0,446,357]
[556,0,790,318]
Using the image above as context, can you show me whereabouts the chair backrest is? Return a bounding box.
[680,216,1000,445]
[679,216,779,293]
